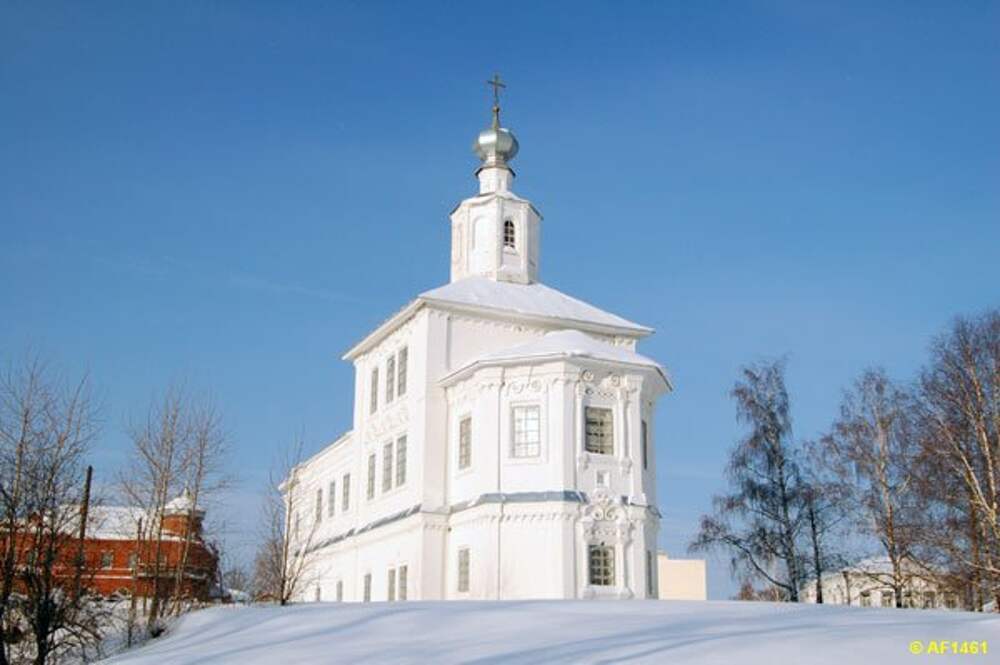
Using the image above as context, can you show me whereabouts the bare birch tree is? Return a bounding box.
[691,360,806,601]
[252,437,319,605]
[819,368,922,608]
[0,357,105,664]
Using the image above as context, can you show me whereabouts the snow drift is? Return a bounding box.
[104,600,1000,664]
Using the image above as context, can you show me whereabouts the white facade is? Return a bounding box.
[800,558,962,610]
[285,101,671,603]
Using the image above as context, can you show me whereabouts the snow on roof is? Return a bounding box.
[420,277,651,334]
[443,329,671,388]
[81,506,146,540]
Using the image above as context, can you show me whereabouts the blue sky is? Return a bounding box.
[2,2,997,599]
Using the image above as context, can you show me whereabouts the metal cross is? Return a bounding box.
[487,73,506,107]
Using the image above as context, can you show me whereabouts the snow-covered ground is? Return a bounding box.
[103,600,1000,664]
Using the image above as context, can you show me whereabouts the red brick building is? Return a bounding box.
[65,491,218,600]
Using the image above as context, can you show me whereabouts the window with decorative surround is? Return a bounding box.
[386,356,395,403]
[588,544,615,586]
[511,405,540,458]
[585,407,614,455]
[367,454,376,499]
[382,442,394,492]
[457,547,470,592]
[370,368,379,414]
[395,435,407,486]
[458,417,472,469]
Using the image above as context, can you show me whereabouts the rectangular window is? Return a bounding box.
[395,435,407,486]
[457,548,470,592]
[127,552,138,569]
[881,591,894,608]
[363,573,372,602]
[336,580,344,602]
[397,347,407,397]
[370,368,379,414]
[596,470,609,487]
[458,417,472,469]
[923,591,936,609]
[860,591,871,607]
[101,551,114,569]
[399,565,408,601]
[641,420,648,470]
[383,442,394,492]
[342,473,351,511]
[367,453,377,499]
[588,545,615,586]
[511,405,541,458]
[315,586,321,602]
[294,512,300,540]
[328,481,336,517]
[315,487,323,523]
[387,568,396,601]
[386,356,395,403]
[585,407,614,455]
[646,550,655,596]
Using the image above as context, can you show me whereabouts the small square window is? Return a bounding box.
[596,470,609,487]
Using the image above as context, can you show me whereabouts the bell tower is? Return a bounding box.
[450,75,541,285]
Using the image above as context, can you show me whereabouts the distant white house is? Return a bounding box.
[284,94,672,602]
[657,552,707,600]
[800,557,961,610]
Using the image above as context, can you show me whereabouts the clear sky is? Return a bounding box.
[2,2,998,599]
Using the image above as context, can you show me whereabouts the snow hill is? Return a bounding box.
[104,600,1000,664]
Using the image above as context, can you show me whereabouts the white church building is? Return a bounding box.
[286,86,672,602]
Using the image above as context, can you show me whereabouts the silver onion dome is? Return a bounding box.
[473,107,519,169]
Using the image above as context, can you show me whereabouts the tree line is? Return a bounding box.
[691,309,999,611]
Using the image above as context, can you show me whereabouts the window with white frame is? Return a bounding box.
[342,473,351,511]
[588,544,615,586]
[382,442,394,492]
[860,591,871,607]
[457,548,470,592]
[511,405,541,458]
[585,407,614,455]
[397,347,408,397]
[386,356,395,403]
[336,580,343,602]
[387,568,396,601]
[503,219,515,249]
[880,590,894,608]
[328,480,336,517]
[641,420,648,470]
[370,367,379,414]
[367,453,376,499]
[127,552,138,569]
[399,565,408,600]
[100,551,114,569]
[458,416,472,469]
[315,487,323,523]
[395,435,407,486]
[363,573,372,602]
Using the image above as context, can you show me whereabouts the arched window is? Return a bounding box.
[503,220,516,249]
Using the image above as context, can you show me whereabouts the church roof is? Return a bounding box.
[441,329,671,388]
[420,277,651,333]
[344,277,651,360]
